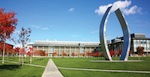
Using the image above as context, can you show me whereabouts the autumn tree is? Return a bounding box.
[28,47,33,63]
[53,52,57,57]
[109,50,115,57]
[0,8,17,63]
[92,52,101,57]
[71,52,75,57]
[136,46,144,55]
[86,52,92,57]
[35,50,45,56]
[5,44,14,56]
[62,51,67,57]
[17,27,31,65]
[14,47,20,55]
[14,47,21,62]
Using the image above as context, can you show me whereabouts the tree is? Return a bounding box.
[92,51,101,57]
[18,27,31,65]
[136,46,144,55]
[71,52,75,57]
[62,51,67,57]
[14,47,21,62]
[53,52,57,57]
[86,52,92,57]
[27,47,33,63]
[14,47,20,55]
[0,8,17,63]
[5,44,14,56]
[109,50,115,57]
[34,50,45,56]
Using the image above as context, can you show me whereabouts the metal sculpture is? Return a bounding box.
[100,5,131,61]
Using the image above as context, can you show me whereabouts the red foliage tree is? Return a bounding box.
[5,44,14,55]
[27,47,34,63]
[53,52,57,56]
[0,42,14,55]
[27,47,33,56]
[45,51,48,56]
[20,48,26,55]
[136,46,144,55]
[35,50,45,56]
[86,52,92,57]
[14,47,20,55]
[0,8,17,63]
[27,51,31,56]
[109,50,115,57]
[92,52,101,57]
[0,42,4,54]
[62,51,67,57]
[0,9,17,40]
[71,52,75,57]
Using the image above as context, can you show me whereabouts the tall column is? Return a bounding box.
[75,47,76,56]
[58,47,60,57]
[69,47,71,57]
[90,47,91,52]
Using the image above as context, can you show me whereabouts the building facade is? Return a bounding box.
[28,41,100,57]
[111,33,150,55]
[28,33,150,57]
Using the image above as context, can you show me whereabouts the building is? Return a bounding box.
[28,33,150,57]
[111,33,150,55]
[28,40,100,57]
[0,42,14,56]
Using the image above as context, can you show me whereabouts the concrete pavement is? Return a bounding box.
[42,59,64,77]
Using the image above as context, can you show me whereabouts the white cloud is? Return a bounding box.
[42,27,49,30]
[31,25,50,31]
[95,0,142,15]
[95,4,112,15]
[31,25,40,29]
[69,8,75,12]
[123,5,138,15]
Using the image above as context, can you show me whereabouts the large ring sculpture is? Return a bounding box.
[100,5,131,61]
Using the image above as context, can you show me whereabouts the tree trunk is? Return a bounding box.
[2,40,6,63]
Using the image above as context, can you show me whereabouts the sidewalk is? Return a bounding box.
[42,59,64,77]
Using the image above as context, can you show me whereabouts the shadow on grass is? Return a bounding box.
[0,64,21,70]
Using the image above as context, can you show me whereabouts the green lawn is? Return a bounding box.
[53,57,150,77]
[1,57,150,77]
[0,57,49,77]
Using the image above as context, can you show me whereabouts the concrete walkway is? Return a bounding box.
[42,59,64,77]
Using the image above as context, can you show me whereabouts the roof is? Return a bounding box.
[28,40,100,47]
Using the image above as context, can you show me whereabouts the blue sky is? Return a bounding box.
[0,0,150,44]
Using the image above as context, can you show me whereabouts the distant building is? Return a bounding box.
[28,33,150,57]
[110,33,150,54]
[28,41,100,57]
[0,42,14,56]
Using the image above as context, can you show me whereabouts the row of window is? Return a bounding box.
[133,40,150,44]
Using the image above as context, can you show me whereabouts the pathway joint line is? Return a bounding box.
[58,67,150,74]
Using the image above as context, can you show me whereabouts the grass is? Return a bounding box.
[53,57,150,77]
[1,56,150,77]
[0,57,49,77]
[60,70,149,77]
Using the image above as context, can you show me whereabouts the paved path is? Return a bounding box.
[42,59,64,77]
